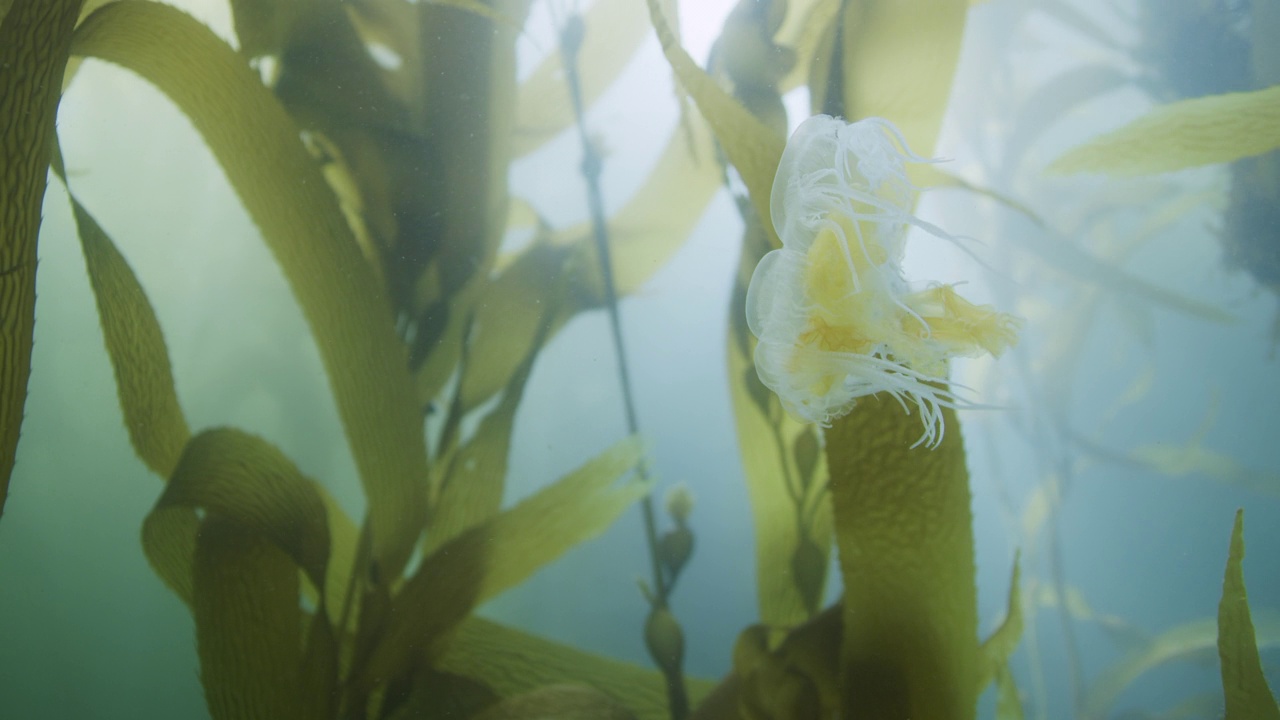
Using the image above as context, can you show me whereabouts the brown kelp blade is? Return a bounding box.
[71,0,429,577]
[0,0,85,520]
[1218,509,1280,720]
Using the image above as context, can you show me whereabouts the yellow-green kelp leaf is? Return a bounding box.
[426,333,542,553]
[646,0,784,246]
[1218,509,1280,720]
[471,684,639,720]
[147,428,340,718]
[193,516,309,720]
[55,172,202,604]
[71,0,429,576]
[1050,85,1280,176]
[149,428,332,591]
[0,0,84,520]
[62,184,191,477]
[514,0,651,157]
[724,605,844,720]
[357,437,649,689]
[978,554,1024,692]
[440,618,716,720]
[825,396,978,720]
[994,666,1024,720]
[830,0,970,158]
[1081,610,1280,720]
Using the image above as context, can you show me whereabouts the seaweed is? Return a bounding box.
[3,1,1277,719]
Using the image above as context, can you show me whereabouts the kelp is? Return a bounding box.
[72,0,430,579]
[11,1,1277,719]
[1218,510,1280,720]
[0,0,85,519]
[1049,85,1280,176]
[827,398,978,719]
[35,1,706,717]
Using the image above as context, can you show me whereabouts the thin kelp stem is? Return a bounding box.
[557,10,689,720]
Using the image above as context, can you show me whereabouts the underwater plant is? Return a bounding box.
[746,114,1020,447]
[4,1,1278,719]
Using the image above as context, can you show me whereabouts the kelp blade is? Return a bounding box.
[1218,510,1280,720]
[825,396,978,720]
[358,437,649,689]
[835,0,970,158]
[193,516,307,720]
[646,0,784,246]
[1050,85,1280,175]
[440,618,715,720]
[71,0,429,577]
[63,186,190,476]
[0,0,84,519]
[149,428,341,718]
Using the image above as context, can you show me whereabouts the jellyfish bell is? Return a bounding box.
[747,114,1021,448]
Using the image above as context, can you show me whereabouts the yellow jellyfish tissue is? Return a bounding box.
[745,115,1021,448]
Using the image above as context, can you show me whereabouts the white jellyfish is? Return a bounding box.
[745,115,1021,448]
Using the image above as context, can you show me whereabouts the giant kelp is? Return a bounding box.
[4,1,1279,719]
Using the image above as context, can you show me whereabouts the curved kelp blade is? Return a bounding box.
[1003,63,1131,169]
[193,516,309,720]
[145,428,339,719]
[551,112,724,301]
[426,326,544,552]
[829,0,970,158]
[1218,510,1280,720]
[357,437,648,691]
[1050,85,1280,175]
[514,0,652,157]
[71,1,429,577]
[0,0,84,520]
[58,180,191,477]
[55,170,201,604]
[646,0,785,247]
[825,396,979,720]
[439,618,715,720]
[1080,611,1280,720]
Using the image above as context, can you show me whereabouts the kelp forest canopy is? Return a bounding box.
[0,1,1278,720]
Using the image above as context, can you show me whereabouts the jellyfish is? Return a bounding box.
[746,115,1021,448]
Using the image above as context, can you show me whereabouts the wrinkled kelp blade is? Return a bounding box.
[71,0,429,576]
[152,428,332,591]
[0,0,84,519]
[646,0,784,246]
[471,685,639,720]
[64,189,190,476]
[149,429,340,715]
[359,437,648,688]
[193,516,307,720]
[835,0,969,158]
[825,396,978,720]
[440,618,715,720]
[1218,510,1280,720]
[1050,86,1280,175]
[58,177,201,603]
